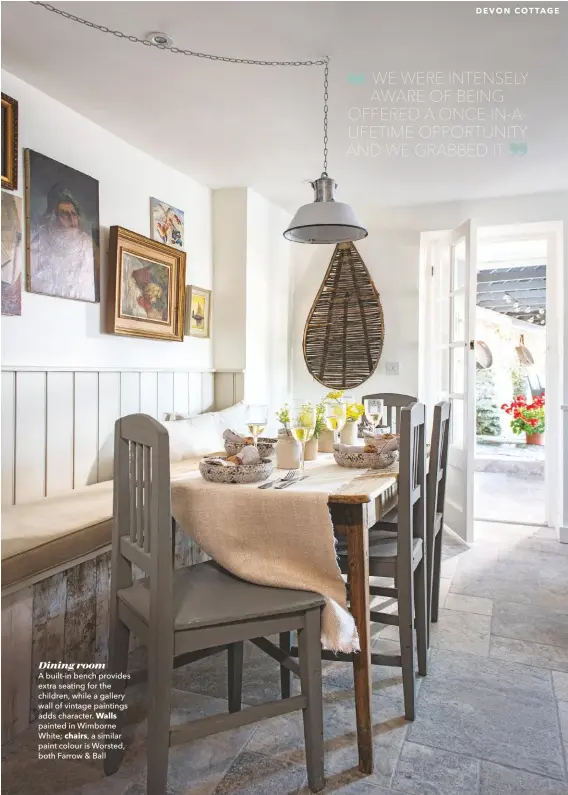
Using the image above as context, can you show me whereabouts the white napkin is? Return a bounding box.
[223,428,247,442]
[239,446,261,464]
[207,446,261,466]
[333,443,365,454]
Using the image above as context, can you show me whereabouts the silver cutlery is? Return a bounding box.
[274,475,309,489]
[258,470,295,489]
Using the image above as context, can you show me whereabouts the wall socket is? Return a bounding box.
[385,361,400,375]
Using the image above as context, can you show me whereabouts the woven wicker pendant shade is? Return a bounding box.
[303,242,384,390]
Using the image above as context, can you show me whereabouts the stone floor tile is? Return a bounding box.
[438,577,452,606]
[490,636,568,673]
[443,593,493,616]
[553,672,568,702]
[297,770,396,794]
[558,701,568,746]
[407,649,565,780]
[391,741,479,795]
[1,757,103,795]
[450,558,542,604]
[479,760,568,795]
[172,650,300,705]
[430,608,491,657]
[492,600,568,649]
[212,751,306,795]
[118,688,256,795]
[247,690,407,786]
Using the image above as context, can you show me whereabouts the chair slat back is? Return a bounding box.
[427,401,451,532]
[397,402,426,564]
[112,414,173,610]
[361,392,417,434]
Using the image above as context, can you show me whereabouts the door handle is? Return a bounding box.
[469,340,475,350]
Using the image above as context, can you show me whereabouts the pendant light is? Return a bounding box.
[284,61,368,244]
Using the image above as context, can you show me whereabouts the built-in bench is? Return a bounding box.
[1,371,246,744]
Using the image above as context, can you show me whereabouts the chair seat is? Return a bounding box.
[118,560,325,631]
[368,531,421,560]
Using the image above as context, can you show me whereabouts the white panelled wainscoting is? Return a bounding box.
[1,367,244,507]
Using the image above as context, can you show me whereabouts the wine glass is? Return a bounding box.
[246,404,268,448]
[290,402,316,475]
[325,400,347,435]
[364,398,384,429]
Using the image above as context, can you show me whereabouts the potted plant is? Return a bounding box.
[275,403,301,468]
[501,393,545,445]
[340,400,365,445]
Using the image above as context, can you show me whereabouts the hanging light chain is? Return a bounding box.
[32,2,329,67]
[323,60,329,176]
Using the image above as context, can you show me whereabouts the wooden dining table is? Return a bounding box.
[172,453,400,776]
[326,464,399,774]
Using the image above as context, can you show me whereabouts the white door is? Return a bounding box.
[429,220,477,542]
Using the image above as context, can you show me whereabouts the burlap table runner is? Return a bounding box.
[170,459,365,652]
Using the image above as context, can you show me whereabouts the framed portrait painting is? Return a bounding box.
[25,149,100,302]
[150,197,184,248]
[1,191,23,315]
[1,93,18,191]
[186,285,211,338]
[108,226,186,342]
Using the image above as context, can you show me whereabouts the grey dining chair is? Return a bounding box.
[337,402,428,721]
[104,414,326,794]
[281,404,428,721]
[427,401,451,629]
[371,401,451,642]
[361,392,417,434]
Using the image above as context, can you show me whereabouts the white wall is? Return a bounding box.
[212,187,292,433]
[1,71,213,370]
[245,189,293,418]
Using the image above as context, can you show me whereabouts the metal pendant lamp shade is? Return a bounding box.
[284,175,368,244]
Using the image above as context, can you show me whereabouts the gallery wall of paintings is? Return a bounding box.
[1,71,213,370]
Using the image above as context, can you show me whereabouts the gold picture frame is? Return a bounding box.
[107,226,186,342]
[186,285,211,338]
[2,93,18,191]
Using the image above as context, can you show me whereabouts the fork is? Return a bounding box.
[274,475,309,489]
[258,470,295,489]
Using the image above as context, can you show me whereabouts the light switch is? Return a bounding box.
[386,361,400,375]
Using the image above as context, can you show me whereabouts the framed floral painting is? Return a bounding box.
[186,285,211,338]
[150,197,184,248]
[107,226,186,341]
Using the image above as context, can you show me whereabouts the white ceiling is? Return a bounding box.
[3,2,568,215]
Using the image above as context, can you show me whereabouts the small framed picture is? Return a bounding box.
[107,226,186,342]
[150,197,184,248]
[186,285,211,338]
[2,93,18,191]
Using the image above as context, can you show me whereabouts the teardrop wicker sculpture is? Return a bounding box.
[303,242,384,390]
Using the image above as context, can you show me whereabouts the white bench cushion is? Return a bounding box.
[1,459,204,589]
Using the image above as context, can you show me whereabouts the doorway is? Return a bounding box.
[474,237,546,525]
[419,220,563,543]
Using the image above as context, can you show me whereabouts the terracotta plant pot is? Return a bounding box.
[525,432,544,446]
[304,435,319,461]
